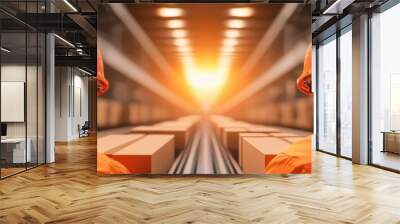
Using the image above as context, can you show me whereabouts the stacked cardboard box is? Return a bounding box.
[98,134,174,174]
[241,137,291,173]
[238,133,269,168]
[130,116,199,155]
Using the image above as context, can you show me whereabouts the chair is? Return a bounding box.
[79,121,90,138]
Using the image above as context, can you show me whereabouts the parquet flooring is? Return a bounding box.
[1,135,400,223]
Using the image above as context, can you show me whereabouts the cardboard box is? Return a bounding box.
[268,132,302,137]
[222,127,247,160]
[109,135,175,174]
[108,100,123,127]
[137,105,147,124]
[155,121,196,135]
[97,134,145,174]
[177,115,200,124]
[245,126,279,133]
[279,102,295,127]
[217,121,253,139]
[97,134,145,154]
[295,97,313,130]
[265,105,280,125]
[97,98,110,129]
[128,104,140,125]
[242,137,290,174]
[130,126,189,155]
[238,133,269,168]
[221,126,280,161]
[282,136,307,144]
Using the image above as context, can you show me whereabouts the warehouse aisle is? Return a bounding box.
[169,120,242,175]
[97,115,313,175]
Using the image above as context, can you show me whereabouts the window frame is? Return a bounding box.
[315,23,353,160]
[367,0,400,173]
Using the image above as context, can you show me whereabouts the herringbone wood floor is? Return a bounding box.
[1,135,400,224]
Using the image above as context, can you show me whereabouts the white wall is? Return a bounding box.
[55,67,89,141]
[55,67,70,141]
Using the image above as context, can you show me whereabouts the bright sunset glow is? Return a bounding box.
[187,71,227,91]
[184,59,230,110]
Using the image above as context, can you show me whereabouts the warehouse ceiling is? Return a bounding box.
[1,0,385,112]
[98,3,310,111]
[129,4,283,78]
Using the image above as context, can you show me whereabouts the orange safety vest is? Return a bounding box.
[265,136,312,174]
[97,49,109,96]
[296,45,313,96]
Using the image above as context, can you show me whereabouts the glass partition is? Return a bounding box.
[1,30,28,177]
[27,31,38,169]
[370,2,400,171]
[339,27,352,158]
[37,32,45,165]
[317,35,337,154]
[0,1,46,179]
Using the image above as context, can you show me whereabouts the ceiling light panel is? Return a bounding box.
[229,7,254,17]
[172,30,187,38]
[221,46,235,52]
[158,8,184,17]
[226,19,245,28]
[1,47,11,53]
[54,34,75,48]
[223,38,238,46]
[167,20,185,28]
[174,38,189,46]
[63,0,78,12]
[224,30,240,38]
[177,46,192,52]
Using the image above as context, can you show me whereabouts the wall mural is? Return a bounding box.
[97,3,313,175]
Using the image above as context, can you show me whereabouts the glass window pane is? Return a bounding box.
[339,28,352,158]
[317,36,337,154]
[27,31,38,169]
[371,3,400,171]
[38,33,46,165]
[1,30,28,177]
[0,1,46,179]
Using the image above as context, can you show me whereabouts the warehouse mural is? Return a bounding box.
[97,3,312,175]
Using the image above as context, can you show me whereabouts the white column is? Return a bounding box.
[54,67,74,141]
[312,45,317,151]
[46,32,55,163]
[352,14,369,164]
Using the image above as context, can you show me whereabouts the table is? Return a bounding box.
[1,138,31,164]
[382,131,400,154]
